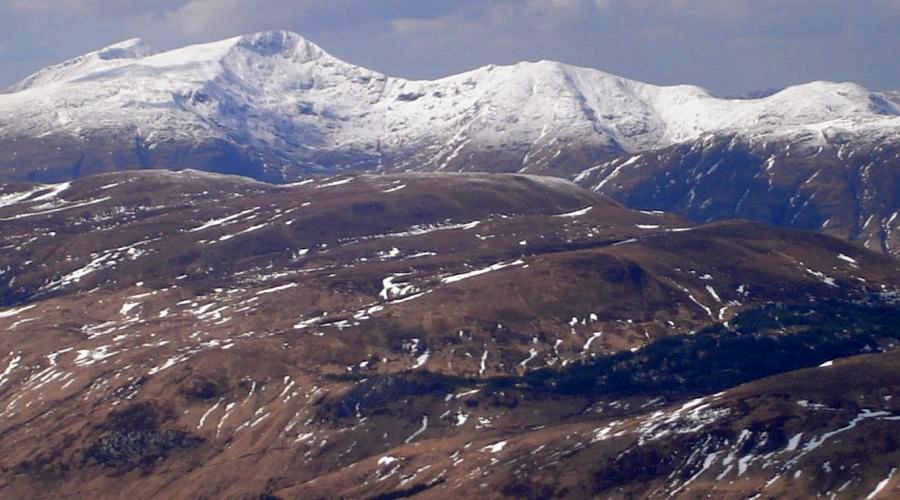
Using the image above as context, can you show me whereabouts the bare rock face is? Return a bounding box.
[579,133,900,257]
[86,402,204,470]
[1,171,899,498]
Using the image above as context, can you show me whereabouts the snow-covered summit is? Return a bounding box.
[5,38,155,93]
[96,38,154,61]
[234,30,327,60]
[0,30,898,180]
[6,31,343,93]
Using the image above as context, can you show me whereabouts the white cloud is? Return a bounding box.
[529,0,583,9]
[392,17,460,36]
[127,0,332,44]
[3,0,90,11]
[386,0,629,41]
[1,0,183,15]
[161,0,248,37]
[874,0,900,9]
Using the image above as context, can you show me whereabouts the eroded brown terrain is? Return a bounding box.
[0,171,898,498]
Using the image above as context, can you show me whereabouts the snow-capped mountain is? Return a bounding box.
[1,30,899,253]
[1,30,898,181]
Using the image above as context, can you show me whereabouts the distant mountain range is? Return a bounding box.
[1,30,899,254]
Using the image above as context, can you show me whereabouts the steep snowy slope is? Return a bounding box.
[4,38,155,93]
[0,31,390,179]
[1,30,898,183]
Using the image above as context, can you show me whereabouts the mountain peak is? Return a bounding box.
[96,38,154,61]
[5,37,155,92]
[233,30,327,61]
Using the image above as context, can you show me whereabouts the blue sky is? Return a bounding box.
[1,0,899,95]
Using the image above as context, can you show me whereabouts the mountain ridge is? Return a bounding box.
[1,30,899,256]
[2,29,898,177]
